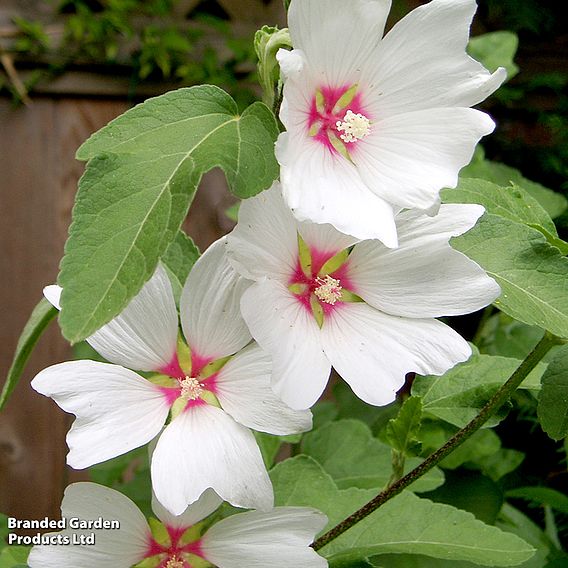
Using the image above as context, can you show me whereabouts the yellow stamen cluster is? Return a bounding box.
[336,110,371,143]
[314,275,342,305]
[166,556,184,568]
[179,376,204,401]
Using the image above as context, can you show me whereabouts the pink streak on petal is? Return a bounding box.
[181,539,204,558]
[159,354,186,380]
[159,386,182,406]
[191,352,214,377]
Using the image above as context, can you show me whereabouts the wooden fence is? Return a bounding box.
[0,0,286,524]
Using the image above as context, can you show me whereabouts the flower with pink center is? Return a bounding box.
[226,184,500,410]
[276,0,507,244]
[33,239,312,515]
[28,483,328,568]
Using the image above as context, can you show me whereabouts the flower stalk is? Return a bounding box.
[312,331,563,551]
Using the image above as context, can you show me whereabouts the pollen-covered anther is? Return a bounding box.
[336,110,371,143]
[166,556,184,568]
[314,275,342,305]
[179,376,204,401]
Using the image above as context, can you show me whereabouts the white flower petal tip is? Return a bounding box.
[31,360,170,469]
[276,48,305,78]
[202,507,329,568]
[278,0,505,240]
[43,285,62,310]
[151,404,274,516]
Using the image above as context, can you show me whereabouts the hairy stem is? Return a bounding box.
[312,332,561,551]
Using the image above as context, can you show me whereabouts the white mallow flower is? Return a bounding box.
[276,0,507,245]
[33,239,312,515]
[28,483,328,568]
[226,184,500,410]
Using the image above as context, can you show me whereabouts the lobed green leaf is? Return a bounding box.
[60,86,279,342]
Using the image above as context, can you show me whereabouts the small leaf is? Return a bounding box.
[537,344,568,440]
[0,298,57,411]
[507,486,568,515]
[320,249,349,276]
[302,419,443,492]
[384,397,423,455]
[297,232,313,276]
[451,214,568,339]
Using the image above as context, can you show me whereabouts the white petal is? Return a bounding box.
[276,48,305,79]
[151,488,222,530]
[43,285,62,310]
[348,204,500,317]
[355,107,496,210]
[215,343,312,435]
[31,361,170,469]
[288,0,391,86]
[201,507,328,568]
[298,221,359,260]
[365,0,506,117]
[180,238,252,360]
[151,404,273,516]
[28,482,150,568]
[321,303,471,406]
[87,264,179,372]
[279,135,398,245]
[227,183,299,282]
[240,280,331,410]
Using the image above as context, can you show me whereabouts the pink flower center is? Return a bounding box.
[307,84,370,156]
[157,350,220,409]
[145,524,203,568]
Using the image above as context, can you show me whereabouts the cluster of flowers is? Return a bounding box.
[28,1,505,566]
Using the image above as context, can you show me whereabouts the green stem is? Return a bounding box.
[312,332,561,551]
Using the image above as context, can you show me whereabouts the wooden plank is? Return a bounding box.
[0,98,128,522]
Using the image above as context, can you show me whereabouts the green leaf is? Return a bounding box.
[369,554,480,567]
[468,31,519,79]
[496,504,554,568]
[460,150,567,219]
[443,179,558,236]
[302,419,444,492]
[537,344,568,440]
[0,546,30,568]
[61,86,279,342]
[477,313,547,361]
[384,397,423,455]
[271,456,534,566]
[439,429,502,471]
[254,431,302,469]
[412,354,546,428]
[324,491,535,566]
[507,487,568,515]
[422,470,504,525]
[161,231,200,306]
[451,214,568,339]
[476,448,525,481]
[0,298,57,412]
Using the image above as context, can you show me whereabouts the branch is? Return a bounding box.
[312,331,563,551]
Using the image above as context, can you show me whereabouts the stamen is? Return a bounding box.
[336,110,371,143]
[179,376,204,401]
[166,556,184,568]
[314,275,342,305]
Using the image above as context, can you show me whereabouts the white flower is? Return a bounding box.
[226,184,500,410]
[27,482,328,568]
[276,0,507,244]
[33,239,311,515]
